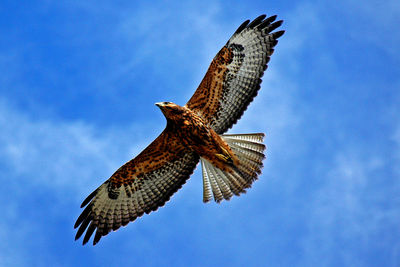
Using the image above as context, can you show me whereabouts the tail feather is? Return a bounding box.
[215,166,245,197]
[201,133,266,203]
[231,145,265,163]
[201,160,213,202]
[212,166,234,201]
[205,160,223,201]
[217,169,242,196]
[202,159,234,202]
[222,133,264,143]
[224,138,265,153]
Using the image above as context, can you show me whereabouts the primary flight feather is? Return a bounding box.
[74,14,284,245]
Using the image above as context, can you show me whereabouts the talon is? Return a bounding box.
[221,146,230,156]
[216,148,234,165]
[216,153,229,162]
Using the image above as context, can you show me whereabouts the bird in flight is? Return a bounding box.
[75,14,284,245]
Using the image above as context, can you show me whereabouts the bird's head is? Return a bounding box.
[155,102,185,121]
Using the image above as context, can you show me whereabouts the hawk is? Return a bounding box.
[75,14,284,245]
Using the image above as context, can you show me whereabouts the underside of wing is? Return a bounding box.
[74,130,199,245]
[186,15,284,134]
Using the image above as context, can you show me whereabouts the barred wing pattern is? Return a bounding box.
[186,15,284,134]
[74,130,199,245]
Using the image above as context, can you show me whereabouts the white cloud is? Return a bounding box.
[333,0,400,60]
[391,123,400,199]
[0,98,160,264]
[300,147,399,266]
[0,99,155,199]
[1,1,398,265]
[83,1,225,95]
[228,3,400,265]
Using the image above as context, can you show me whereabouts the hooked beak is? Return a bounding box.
[155,102,164,107]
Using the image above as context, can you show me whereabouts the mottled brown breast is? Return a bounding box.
[173,106,239,173]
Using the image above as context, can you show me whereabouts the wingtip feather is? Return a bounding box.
[234,19,250,35]
[267,20,283,33]
[273,30,285,39]
[74,203,92,228]
[248,14,267,28]
[83,222,96,245]
[80,188,98,208]
[93,229,103,245]
[75,216,91,241]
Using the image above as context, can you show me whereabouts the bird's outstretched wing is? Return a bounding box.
[74,130,199,245]
[186,15,284,134]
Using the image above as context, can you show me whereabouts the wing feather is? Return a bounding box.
[186,15,284,134]
[74,129,199,245]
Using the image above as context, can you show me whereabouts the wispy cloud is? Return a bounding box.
[300,146,399,266]
[392,122,400,177]
[234,3,400,265]
[0,99,156,197]
[0,0,398,266]
[327,0,400,60]
[0,98,162,265]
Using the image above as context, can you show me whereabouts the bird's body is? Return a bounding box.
[108,102,237,189]
[159,102,239,172]
[75,14,284,245]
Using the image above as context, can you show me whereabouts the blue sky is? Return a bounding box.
[0,0,399,266]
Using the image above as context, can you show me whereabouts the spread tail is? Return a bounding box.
[201,133,266,203]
